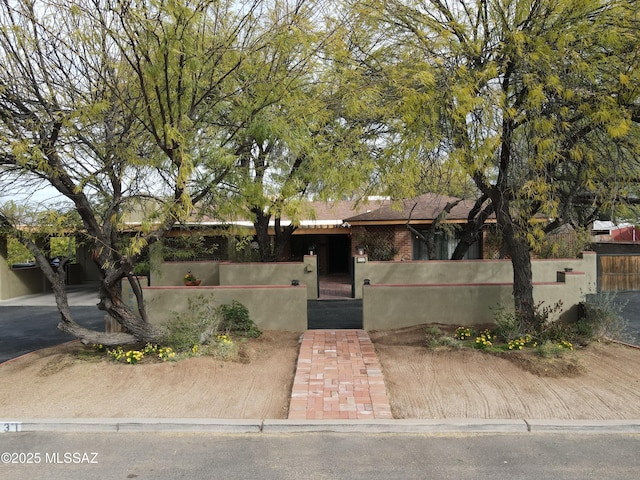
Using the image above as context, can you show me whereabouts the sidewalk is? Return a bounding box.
[288,330,393,420]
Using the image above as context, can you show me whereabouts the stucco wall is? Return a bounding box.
[0,235,8,300]
[353,252,597,299]
[152,256,319,299]
[152,261,221,287]
[362,271,589,330]
[218,256,318,299]
[141,285,307,332]
[0,236,48,300]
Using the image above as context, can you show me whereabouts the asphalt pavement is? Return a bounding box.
[307,299,362,329]
[612,291,640,344]
[0,284,104,363]
[1,431,639,479]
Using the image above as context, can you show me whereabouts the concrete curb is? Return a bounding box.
[5,419,262,433]
[3,418,640,434]
[525,419,640,433]
[262,419,528,433]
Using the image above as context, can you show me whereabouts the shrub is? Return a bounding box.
[491,301,564,342]
[217,301,261,338]
[212,334,239,360]
[426,326,463,349]
[536,340,574,358]
[491,304,526,342]
[161,295,221,352]
[581,292,629,342]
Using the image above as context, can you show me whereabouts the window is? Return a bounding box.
[412,230,480,260]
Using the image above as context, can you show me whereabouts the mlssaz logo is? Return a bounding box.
[45,452,99,464]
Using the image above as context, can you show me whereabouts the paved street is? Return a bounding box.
[613,291,640,344]
[0,284,103,363]
[0,431,638,479]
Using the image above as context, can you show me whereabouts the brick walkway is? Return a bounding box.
[288,330,393,420]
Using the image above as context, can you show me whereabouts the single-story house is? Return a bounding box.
[160,193,495,276]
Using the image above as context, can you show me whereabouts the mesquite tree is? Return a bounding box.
[347,0,640,328]
[0,0,270,344]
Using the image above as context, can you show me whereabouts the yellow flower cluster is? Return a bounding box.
[125,350,144,364]
[507,335,536,350]
[455,326,473,340]
[104,343,179,364]
[475,330,493,349]
[158,346,176,360]
[557,340,574,350]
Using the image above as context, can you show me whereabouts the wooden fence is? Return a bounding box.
[598,255,640,291]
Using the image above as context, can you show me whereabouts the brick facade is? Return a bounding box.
[351,225,414,261]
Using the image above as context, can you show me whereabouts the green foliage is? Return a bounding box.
[160,296,259,355]
[425,326,462,349]
[474,329,494,350]
[454,326,474,341]
[350,0,640,322]
[488,293,630,348]
[535,341,574,359]
[161,295,221,352]
[491,305,522,342]
[490,301,565,342]
[162,235,218,262]
[506,336,536,351]
[100,343,177,364]
[536,228,592,259]
[7,237,33,264]
[6,235,76,265]
[580,292,629,342]
[212,334,239,360]
[217,300,261,338]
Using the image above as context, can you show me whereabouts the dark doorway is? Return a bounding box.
[327,235,350,273]
[291,233,351,275]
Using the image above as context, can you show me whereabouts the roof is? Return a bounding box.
[133,194,485,231]
[344,193,481,225]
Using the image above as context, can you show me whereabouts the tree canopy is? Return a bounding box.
[0,0,291,343]
[347,0,640,325]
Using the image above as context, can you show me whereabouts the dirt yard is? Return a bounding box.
[370,325,640,420]
[1,325,639,420]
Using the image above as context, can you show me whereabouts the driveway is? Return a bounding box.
[611,291,640,345]
[0,284,104,363]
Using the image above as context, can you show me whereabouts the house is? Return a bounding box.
[168,193,492,276]
[592,220,640,243]
[152,193,495,274]
[344,193,488,262]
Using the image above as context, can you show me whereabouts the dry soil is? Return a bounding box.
[1,326,639,420]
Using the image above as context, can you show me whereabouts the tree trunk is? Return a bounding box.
[26,240,150,346]
[451,197,493,260]
[505,232,536,326]
[96,280,161,343]
[252,208,274,262]
[273,216,296,261]
[492,201,536,328]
